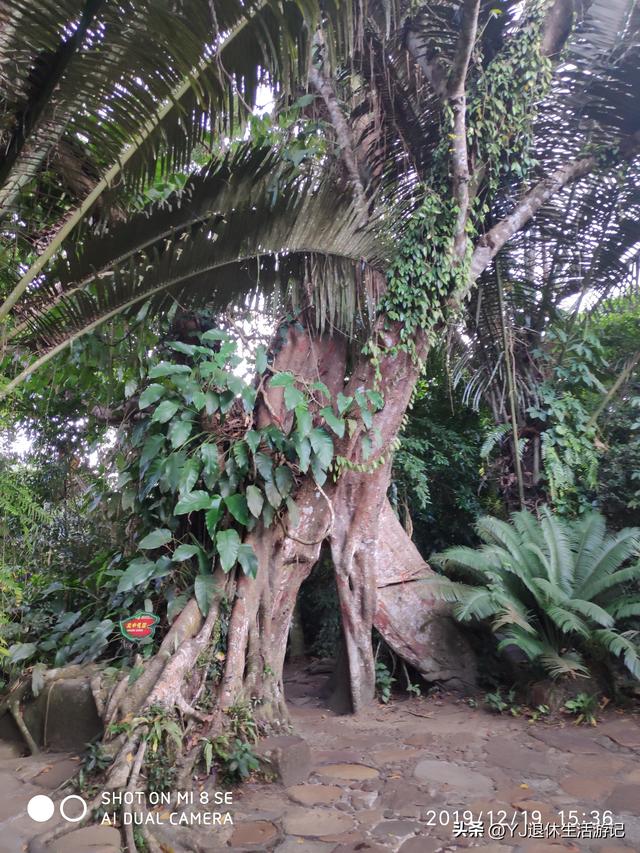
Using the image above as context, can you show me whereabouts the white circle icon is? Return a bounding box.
[27,795,55,822]
[59,795,88,823]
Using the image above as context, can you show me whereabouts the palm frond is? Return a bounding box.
[593,629,640,679]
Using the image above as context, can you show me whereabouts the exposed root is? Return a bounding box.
[123,736,148,853]
[9,696,40,755]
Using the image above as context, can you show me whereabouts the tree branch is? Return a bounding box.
[469,154,596,281]
[448,0,481,260]
[540,0,576,58]
[308,64,370,228]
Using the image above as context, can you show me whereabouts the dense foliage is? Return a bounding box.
[433,508,640,682]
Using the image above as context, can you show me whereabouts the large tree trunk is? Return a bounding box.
[28,317,477,853]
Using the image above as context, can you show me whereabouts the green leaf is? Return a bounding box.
[294,436,311,472]
[245,430,260,453]
[225,494,250,525]
[337,393,353,415]
[178,458,201,495]
[233,441,249,470]
[201,329,229,342]
[8,642,37,664]
[149,362,192,378]
[284,384,305,410]
[174,491,213,515]
[246,485,264,518]
[216,529,241,572]
[116,558,156,593]
[195,575,217,616]
[310,454,327,486]
[362,435,372,460]
[270,372,295,387]
[191,390,207,411]
[320,406,345,438]
[265,479,282,508]
[255,346,268,374]
[140,433,165,467]
[139,383,165,408]
[200,443,219,475]
[168,419,192,448]
[152,400,180,423]
[237,544,258,579]
[173,544,200,561]
[275,466,294,497]
[205,496,223,537]
[139,528,173,549]
[295,405,312,437]
[255,452,273,481]
[366,389,384,410]
[286,496,300,528]
[309,428,334,468]
[360,407,373,430]
[311,380,330,398]
[205,391,219,415]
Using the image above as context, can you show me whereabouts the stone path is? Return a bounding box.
[2,663,640,852]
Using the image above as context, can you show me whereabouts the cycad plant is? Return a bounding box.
[431,509,640,681]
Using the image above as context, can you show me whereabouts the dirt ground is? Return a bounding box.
[2,662,640,852]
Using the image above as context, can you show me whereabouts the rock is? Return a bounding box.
[598,719,640,750]
[282,807,354,837]
[372,819,421,840]
[529,727,604,755]
[255,735,311,786]
[331,842,389,853]
[398,839,447,853]
[484,736,558,776]
[276,840,334,853]
[559,773,615,800]
[286,784,343,806]
[350,790,377,810]
[46,825,121,852]
[0,741,24,760]
[605,784,640,815]
[370,747,422,765]
[316,763,379,781]
[228,819,279,848]
[43,680,103,751]
[414,759,495,797]
[31,757,81,790]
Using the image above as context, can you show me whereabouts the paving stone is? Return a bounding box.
[414,758,495,796]
[484,737,558,776]
[529,727,604,755]
[559,773,615,800]
[275,840,334,853]
[598,719,640,750]
[403,732,434,747]
[331,842,389,853]
[286,785,344,806]
[370,748,422,765]
[398,838,448,853]
[228,819,279,847]
[282,808,355,837]
[46,825,121,852]
[255,735,311,787]
[605,784,640,815]
[317,763,379,781]
[567,754,627,776]
[372,819,421,840]
[31,756,81,789]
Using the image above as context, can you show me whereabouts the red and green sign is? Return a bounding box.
[119,612,159,641]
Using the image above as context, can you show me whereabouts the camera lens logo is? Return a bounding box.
[27,794,87,823]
